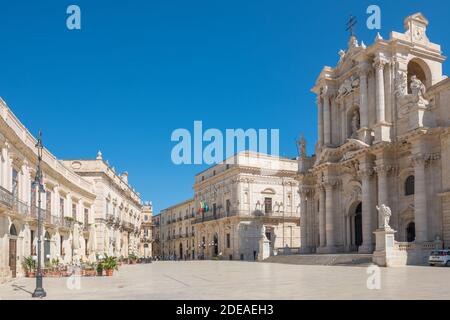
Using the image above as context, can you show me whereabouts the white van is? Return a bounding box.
[429,250,450,267]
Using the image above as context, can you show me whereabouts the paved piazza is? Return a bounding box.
[0,261,449,300]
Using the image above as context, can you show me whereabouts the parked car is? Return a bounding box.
[429,250,450,267]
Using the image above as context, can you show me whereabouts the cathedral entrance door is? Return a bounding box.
[354,203,363,248]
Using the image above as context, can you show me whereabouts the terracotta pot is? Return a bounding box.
[97,270,103,276]
[105,269,114,277]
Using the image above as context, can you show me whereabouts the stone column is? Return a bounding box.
[359,165,374,253]
[318,186,326,248]
[374,59,386,124]
[322,88,331,146]
[375,163,391,209]
[412,155,428,242]
[324,182,335,251]
[317,96,324,147]
[299,187,308,253]
[373,58,391,143]
[358,62,371,144]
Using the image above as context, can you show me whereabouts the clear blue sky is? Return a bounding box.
[1,1,449,213]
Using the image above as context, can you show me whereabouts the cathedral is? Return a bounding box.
[297,13,450,263]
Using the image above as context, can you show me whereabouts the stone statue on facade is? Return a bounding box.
[297,134,307,158]
[397,74,430,120]
[351,109,360,136]
[376,204,392,230]
[337,75,360,98]
[410,75,428,105]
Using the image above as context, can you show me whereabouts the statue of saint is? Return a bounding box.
[297,134,307,157]
[376,204,392,230]
[351,109,360,135]
[410,75,427,104]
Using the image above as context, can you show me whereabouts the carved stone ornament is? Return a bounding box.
[337,75,360,98]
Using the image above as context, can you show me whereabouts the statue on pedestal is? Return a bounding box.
[376,204,392,230]
[296,134,307,158]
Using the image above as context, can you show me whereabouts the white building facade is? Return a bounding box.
[298,13,450,263]
[191,152,301,261]
[62,157,143,259]
[0,99,97,282]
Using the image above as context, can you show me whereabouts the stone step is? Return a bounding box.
[263,254,373,267]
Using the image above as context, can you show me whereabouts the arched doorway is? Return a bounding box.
[354,203,363,248]
[44,232,51,264]
[213,234,219,256]
[406,222,416,242]
[9,224,18,278]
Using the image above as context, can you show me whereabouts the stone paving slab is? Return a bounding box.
[0,261,449,300]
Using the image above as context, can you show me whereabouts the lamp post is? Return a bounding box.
[32,130,47,298]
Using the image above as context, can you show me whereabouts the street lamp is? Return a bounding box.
[32,130,47,298]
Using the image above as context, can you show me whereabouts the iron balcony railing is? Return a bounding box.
[13,199,31,217]
[0,186,13,210]
[191,209,300,224]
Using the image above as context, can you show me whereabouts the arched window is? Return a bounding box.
[405,175,415,196]
[9,224,17,236]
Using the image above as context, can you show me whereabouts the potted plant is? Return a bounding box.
[128,253,138,264]
[83,262,97,277]
[102,255,118,276]
[23,256,36,278]
[96,261,104,276]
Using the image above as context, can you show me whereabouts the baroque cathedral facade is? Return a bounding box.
[298,13,450,256]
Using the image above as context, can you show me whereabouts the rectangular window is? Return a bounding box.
[60,236,64,256]
[84,208,89,225]
[226,199,231,215]
[12,168,19,199]
[59,198,65,218]
[72,203,77,219]
[264,198,272,214]
[46,191,52,216]
[226,233,231,248]
[213,203,217,217]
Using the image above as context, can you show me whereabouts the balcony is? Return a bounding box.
[12,199,30,217]
[0,186,13,210]
[191,210,238,224]
[50,215,63,226]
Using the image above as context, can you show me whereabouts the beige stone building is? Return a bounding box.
[62,157,143,259]
[160,152,301,261]
[0,98,150,282]
[298,13,450,263]
[194,152,300,261]
[151,214,162,258]
[139,202,154,258]
[0,99,97,282]
[160,199,196,260]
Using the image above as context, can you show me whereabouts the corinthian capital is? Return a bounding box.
[359,62,371,77]
[358,168,374,178]
[374,164,393,175]
[373,58,387,71]
[410,154,426,167]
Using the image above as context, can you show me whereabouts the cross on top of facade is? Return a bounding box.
[346,15,357,37]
